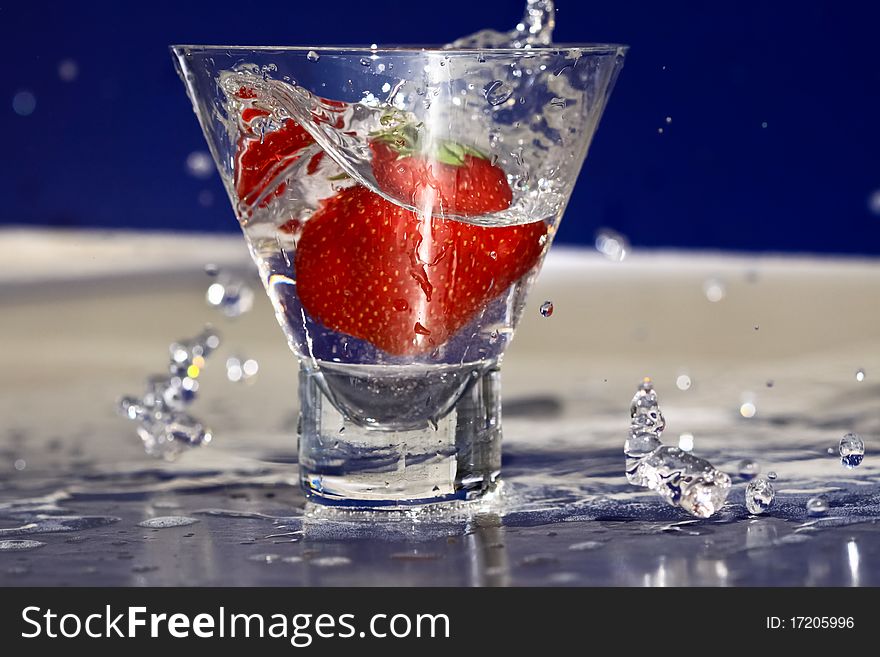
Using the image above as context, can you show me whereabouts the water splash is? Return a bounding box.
[624,379,731,518]
[206,273,255,318]
[450,0,555,49]
[118,326,219,460]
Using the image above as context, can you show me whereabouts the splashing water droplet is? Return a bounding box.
[678,433,694,451]
[839,432,865,469]
[868,190,880,216]
[185,151,214,179]
[594,228,629,262]
[739,400,757,418]
[745,477,775,515]
[539,301,554,317]
[806,496,829,517]
[359,57,371,67]
[703,278,726,302]
[206,273,254,318]
[767,471,777,480]
[483,80,514,106]
[738,459,760,480]
[12,90,36,117]
[855,368,865,382]
[58,59,79,82]
[675,374,692,391]
[226,356,259,384]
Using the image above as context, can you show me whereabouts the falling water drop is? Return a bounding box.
[594,228,629,262]
[855,368,865,382]
[737,459,760,480]
[307,50,320,62]
[539,301,554,317]
[838,432,865,469]
[703,278,726,302]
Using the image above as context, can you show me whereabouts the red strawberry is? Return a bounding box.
[235,119,315,207]
[294,185,546,356]
[370,138,512,217]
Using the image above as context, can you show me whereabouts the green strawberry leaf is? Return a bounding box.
[372,111,489,167]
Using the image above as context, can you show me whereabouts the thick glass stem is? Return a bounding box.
[297,363,502,508]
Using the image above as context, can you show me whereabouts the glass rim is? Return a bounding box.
[170,43,628,56]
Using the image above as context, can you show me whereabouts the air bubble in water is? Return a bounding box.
[483,80,513,106]
[206,274,254,317]
[838,432,865,469]
[307,50,320,62]
[539,301,554,317]
[855,368,865,382]
[594,228,629,262]
[745,477,775,515]
[737,459,760,480]
[675,374,692,390]
[767,471,777,480]
[806,496,829,517]
[359,57,371,67]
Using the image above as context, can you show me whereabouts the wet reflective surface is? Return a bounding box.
[1,230,879,586]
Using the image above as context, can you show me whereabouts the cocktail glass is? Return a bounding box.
[172,43,626,507]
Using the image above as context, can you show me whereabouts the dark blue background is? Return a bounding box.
[2,0,879,254]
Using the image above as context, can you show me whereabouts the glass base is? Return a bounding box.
[297,363,502,508]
